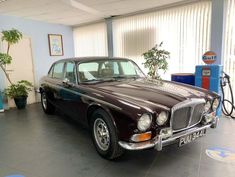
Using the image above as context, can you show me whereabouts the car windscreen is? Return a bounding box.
[77,59,145,83]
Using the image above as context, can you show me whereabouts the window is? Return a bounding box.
[73,23,108,57]
[64,62,76,83]
[120,62,137,75]
[112,1,211,79]
[77,59,144,82]
[53,62,64,79]
[223,0,235,107]
[78,62,99,81]
[100,61,118,73]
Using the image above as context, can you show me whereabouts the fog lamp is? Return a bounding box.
[202,113,215,124]
[160,128,173,139]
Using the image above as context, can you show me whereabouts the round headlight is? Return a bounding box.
[137,114,152,131]
[212,98,220,111]
[204,101,211,112]
[156,111,168,126]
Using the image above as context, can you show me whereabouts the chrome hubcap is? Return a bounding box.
[42,93,47,109]
[93,118,110,151]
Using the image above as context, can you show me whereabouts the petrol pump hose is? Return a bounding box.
[220,72,235,118]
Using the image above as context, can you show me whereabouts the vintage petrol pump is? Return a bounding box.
[195,51,223,116]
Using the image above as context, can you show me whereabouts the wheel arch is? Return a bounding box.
[87,103,118,132]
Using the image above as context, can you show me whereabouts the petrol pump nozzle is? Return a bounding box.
[220,72,235,119]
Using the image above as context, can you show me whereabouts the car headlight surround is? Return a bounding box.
[156,111,168,126]
[204,100,211,112]
[137,113,152,132]
[212,98,220,111]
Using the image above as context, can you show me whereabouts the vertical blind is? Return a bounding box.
[223,0,235,107]
[112,1,212,79]
[73,22,108,57]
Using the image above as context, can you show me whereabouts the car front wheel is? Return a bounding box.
[91,109,124,160]
[41,92,55,114]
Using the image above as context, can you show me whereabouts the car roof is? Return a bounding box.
[54,57,133,64]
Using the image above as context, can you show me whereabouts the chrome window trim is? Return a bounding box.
[170,98,205,133]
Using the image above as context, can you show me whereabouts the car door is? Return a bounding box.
[60,61,84,119]
[50,61,65,108]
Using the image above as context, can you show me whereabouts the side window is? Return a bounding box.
[53,62,64,79]
[64,62,76,83]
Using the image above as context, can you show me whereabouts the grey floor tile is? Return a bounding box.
[146,151,200,177]
[0,162,40,177]
[0,104,235,177]
[199,162,235,177]
[96,150,157,177]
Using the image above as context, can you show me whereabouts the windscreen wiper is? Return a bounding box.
[112,75,140,80]
[82,78,116,83]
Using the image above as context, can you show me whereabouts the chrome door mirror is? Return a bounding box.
[62,78,72,87]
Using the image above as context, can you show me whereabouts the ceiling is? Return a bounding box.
[0,0,186,26]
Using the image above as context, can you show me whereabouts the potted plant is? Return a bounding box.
[5,80,33,109]
[142,42,170,79]
[0,29,33,109]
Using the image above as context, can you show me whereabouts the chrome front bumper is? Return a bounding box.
[118,117,218,151]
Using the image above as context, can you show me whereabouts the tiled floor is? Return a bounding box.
[0,103,235,177]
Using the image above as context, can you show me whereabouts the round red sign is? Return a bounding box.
[202,51,217,64]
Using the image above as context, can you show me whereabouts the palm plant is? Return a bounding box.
[2,29,23,54]
[0,29,33,109]
[0,29,23,84]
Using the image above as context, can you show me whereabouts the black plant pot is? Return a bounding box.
[14,96,27,109]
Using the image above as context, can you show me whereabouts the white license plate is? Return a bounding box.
[179,129,206,147]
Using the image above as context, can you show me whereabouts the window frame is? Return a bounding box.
[48,64,54,78]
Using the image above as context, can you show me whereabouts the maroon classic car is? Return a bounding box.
[40,57,220,159]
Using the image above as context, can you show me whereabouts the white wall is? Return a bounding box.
[0,15,74,89]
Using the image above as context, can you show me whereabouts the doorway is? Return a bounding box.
[1,36,36,108]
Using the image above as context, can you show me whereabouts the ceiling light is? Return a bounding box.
[61,0,102,15]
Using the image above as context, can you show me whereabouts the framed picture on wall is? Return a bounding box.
[48,34,64,56]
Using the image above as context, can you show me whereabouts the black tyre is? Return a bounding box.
[41,92,55,114]
[91,109,124,160]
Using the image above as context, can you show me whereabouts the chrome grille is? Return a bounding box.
[190,104,205,125]
[171,99,205,132]
[172,107,191,130]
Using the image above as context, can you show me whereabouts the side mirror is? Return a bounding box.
[62,78,73,87]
